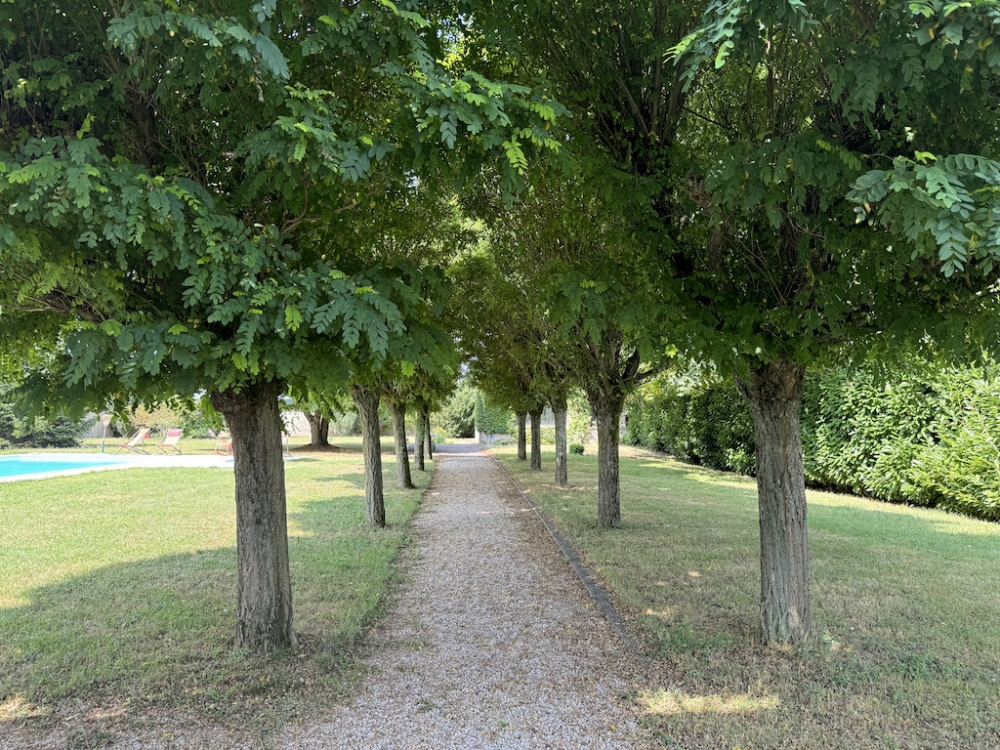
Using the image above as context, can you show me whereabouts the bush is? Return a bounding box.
[625,361,1000,521]
[625,369,755,474]
[0,385,92,448]
[568,391,593,444]
[569,443,585,455]
[438,384,476,438]
[330,410,361,436]
[474,391,513,435]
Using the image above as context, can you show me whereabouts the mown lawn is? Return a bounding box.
[495,445,1000,750]
[0,441,430,740]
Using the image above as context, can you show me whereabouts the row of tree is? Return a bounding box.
[5,0,1000,654]
[448,0,1000,649]
[0,0,560,655]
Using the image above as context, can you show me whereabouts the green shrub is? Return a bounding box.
[569,443,584,455]
[568,391,593,444]
[625,369,754,474]
[474,391,513,435]
[625,360,1000,522]
[439,384,476,438]
[0,385,92,448]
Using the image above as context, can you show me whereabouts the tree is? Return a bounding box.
[449,237,556,472]
[286,384,350,448]
[437,382,478,438]
[341,261,456,523]
[0,0,562,653]
[0,382,90,449]
[661,0,1000,644]
[458,168,675,523]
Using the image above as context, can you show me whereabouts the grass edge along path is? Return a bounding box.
[493,444,1000,750]
[0,444,432,745]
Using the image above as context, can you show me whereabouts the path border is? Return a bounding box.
[486,451,650,669]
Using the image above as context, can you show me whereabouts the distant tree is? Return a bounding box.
[438,382,478,438]
[0,383,90,449]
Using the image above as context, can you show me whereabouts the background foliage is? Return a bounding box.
[626,361,1000,521]
[437,382,476,438]
[473,391,513,436]
[0,385,91,449]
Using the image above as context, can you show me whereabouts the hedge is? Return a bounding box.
[624,363,1000,522]
[474,391,513,436]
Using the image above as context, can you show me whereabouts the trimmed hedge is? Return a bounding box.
[625,364,1000,522]
[625,371,756,476]
[474,391,513,435]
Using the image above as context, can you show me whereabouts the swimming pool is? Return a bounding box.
[0,454,130,482]
[0,453,237,482]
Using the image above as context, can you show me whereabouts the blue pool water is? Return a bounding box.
[0,455,128,481]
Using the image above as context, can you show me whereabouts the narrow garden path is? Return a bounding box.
[280,442,644,749]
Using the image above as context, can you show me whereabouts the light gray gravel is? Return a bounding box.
[280,443,643,749]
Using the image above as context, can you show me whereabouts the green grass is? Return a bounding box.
[495,445,1000,750]
[0,443,432,739]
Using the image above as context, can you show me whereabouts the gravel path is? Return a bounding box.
[280,443,644,749]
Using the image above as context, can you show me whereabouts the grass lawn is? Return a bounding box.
[0,438,431,741]
[494,445,1000,750]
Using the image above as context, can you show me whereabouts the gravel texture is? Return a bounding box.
[280,443,643,749]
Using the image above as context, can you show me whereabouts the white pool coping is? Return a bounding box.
[0,452,237,483]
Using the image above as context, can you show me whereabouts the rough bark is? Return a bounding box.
[210,380,296,653]
[352,382,385,527]
[552,392,568,487]
[307,411,330,447]
[516,411,527,461]
[737,359,810,645]
[423,408,434,461]
[389,399,414,489]
[592,397,623,527]
[414,411,425,472]
[529,408,543,471]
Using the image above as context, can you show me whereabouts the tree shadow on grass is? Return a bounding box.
[0,491,421,741]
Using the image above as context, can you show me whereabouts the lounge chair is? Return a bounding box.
[115,428,150,455]
[214,432,233,456]
[157,428,183,455]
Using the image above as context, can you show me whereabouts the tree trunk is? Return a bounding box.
[352,382,385,527]
[389,399,414,489]
[737,360,810,646]
[592,395,623,527]
[307,411,330,447]
[516,411,527,461]
[414,410,425,472]
[529,408,542,471]
[210,380,296,654]
[552,393,568,486]
[423,408,433,461]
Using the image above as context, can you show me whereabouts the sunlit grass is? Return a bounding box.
[495,445,1000,750]
[638,688,781,716]
[0,447,430,739]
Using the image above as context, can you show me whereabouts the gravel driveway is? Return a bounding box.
[280,443,644,749]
